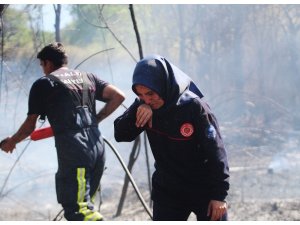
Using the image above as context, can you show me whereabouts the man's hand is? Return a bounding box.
[207,200,227,221]
[0,114,39,154]
[0,137,15,153]
[136,104,153,128]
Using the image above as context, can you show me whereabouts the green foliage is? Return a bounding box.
[2,7,33,60]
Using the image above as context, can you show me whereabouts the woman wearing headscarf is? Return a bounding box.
[114,55,230,221]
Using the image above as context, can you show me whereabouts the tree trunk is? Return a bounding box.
[53,4,61,42]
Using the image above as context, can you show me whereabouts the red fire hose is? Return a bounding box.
[30,126,54,141]
[0,127,53,147]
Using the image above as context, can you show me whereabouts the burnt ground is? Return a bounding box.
[0,116,300,221]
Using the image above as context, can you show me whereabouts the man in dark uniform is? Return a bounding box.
[0,42,125,221]
[114,55,229,221]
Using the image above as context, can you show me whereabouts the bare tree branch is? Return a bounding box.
[77,4,137,63]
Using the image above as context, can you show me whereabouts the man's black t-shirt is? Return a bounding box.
[28,71,108,118]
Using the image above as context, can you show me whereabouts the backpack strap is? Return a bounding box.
[81,72,90,106]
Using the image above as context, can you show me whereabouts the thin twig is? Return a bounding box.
[74,48,114,69]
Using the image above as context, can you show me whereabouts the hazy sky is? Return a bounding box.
[41,4,72,32]
[9,4,72,32]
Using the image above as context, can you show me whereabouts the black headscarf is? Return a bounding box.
[132,54,203,113]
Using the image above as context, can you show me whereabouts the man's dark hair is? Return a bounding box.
[37,42,68,67]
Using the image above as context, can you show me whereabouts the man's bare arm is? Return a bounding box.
[0,114,39,153]
[96,84,125,123]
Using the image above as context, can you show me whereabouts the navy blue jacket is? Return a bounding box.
[114,55,229,206]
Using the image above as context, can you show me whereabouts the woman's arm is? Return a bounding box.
[114,99,145,142]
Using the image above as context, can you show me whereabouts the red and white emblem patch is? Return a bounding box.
[180,123,194,137]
